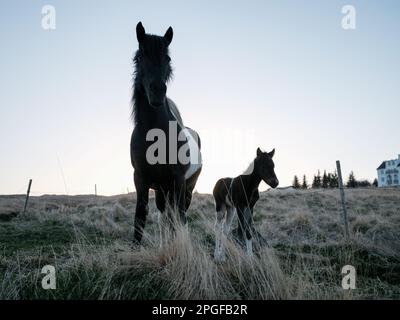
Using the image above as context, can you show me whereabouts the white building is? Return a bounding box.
[377,155,400,187]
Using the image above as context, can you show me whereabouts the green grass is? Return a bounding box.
[0,189,399,300]
[0,220,74,256]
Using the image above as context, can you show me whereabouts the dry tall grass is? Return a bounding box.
[0,188,399,299]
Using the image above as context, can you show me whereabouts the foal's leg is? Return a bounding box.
[133,174,149,245]
[214,203,226,261]
[224,206,236,236]
[237,206,245,244]
[243,207,254,257]
[237,206,253,256]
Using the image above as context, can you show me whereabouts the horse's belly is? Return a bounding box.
[130,126,202,183]
[145,164,186,188]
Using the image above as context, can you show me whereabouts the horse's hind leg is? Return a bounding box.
[174,178,188,227]
[184,168,202,211]
[224,206,236,236]
[155,190,167,248]
[214,202,226,261]
[166,178,187,235]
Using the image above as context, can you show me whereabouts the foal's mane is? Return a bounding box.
[243,161,255,176]
[131,35,174,124]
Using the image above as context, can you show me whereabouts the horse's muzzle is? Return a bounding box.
[150,100,164,107]
[267,178,279,189]
[148,82,167,107]
[148,92,166,107]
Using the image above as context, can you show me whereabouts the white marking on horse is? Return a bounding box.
[225,195,233,207]
[224,207,235,235]
[168,99,202,180]
[214,210,225,261]
[182,128,202,180]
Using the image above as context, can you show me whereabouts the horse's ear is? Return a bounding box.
[257,148,262,157]
[136,22,146,44]
[269,148,276,158]
[164,26,173,45]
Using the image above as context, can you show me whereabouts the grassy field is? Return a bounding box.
[0,188,399,299]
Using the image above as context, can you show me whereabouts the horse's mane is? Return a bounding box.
[131,35,174,124]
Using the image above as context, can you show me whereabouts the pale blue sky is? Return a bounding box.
[0,0,399,195]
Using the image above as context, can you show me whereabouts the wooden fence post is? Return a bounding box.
[95,184,97,197]
[23,179,32,214]
[336,161,350,239]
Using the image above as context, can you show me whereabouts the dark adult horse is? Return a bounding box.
[130,22,202,245]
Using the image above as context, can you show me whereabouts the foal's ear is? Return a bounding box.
[257,147,262,157]
[269,148,276,158]
[164,26,173,45]
[136,22,146,44]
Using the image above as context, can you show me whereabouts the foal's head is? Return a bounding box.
[254,148,279,188]
[134,22,173,107]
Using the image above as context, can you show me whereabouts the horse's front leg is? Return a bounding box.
[214,204,226,262]
[237,206,254,257]
[133,173,149,245]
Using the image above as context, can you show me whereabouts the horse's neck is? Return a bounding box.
[240,162,262,192]
[134,90,170,128]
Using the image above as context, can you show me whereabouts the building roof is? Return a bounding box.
[377,162,386,170]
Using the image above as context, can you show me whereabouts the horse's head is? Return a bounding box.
[254,148,279,188]
[134,22,173,108]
